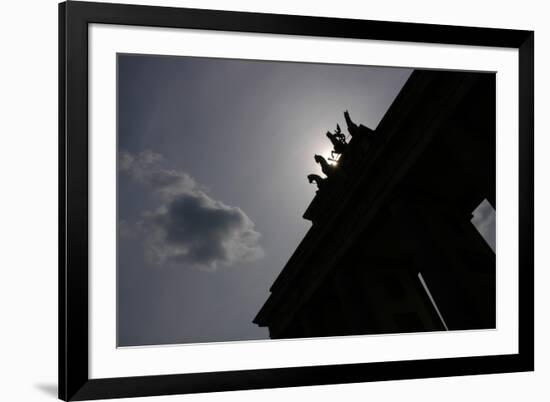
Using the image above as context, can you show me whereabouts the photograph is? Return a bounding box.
[56,2,534,400]
[117,54,496,347]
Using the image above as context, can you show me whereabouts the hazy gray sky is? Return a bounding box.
[117,54,415,346]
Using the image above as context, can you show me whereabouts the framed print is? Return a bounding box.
[59,1,534,400]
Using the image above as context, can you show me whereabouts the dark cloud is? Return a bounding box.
[120,150,264,270]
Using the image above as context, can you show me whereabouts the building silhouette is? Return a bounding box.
[254,70,496,339]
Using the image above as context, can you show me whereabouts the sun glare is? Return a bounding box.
[319,145,338,165]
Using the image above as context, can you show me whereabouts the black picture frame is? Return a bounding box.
[59,1,534,400]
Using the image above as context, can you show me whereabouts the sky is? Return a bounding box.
[117,54,495,347]
[116,54,414,346]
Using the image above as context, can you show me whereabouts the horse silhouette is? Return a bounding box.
[307,174,326,190]
[314,154,337,177]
